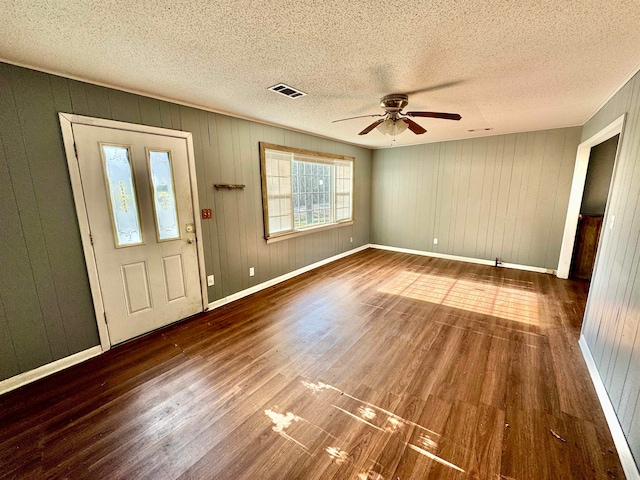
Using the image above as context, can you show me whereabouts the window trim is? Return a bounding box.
[259,142,355,243]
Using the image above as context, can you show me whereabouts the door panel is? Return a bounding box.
[162,255,186,301]
[72,124,202,344]
[121,261,152,314]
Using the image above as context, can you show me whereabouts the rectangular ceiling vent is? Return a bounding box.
[268,83,307,99]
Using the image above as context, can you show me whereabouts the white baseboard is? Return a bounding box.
[579,335,640,480]
[0,246,369,396]
[0,345,103,396]
[208,244,370,310]
[369,244,555,274]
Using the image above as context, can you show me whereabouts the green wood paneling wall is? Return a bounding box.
[0,64,99,380]
[0,62,371,382]
[370,127,582,269]
[581,70,640,468]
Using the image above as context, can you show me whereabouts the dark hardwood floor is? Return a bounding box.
[0,249,623,479]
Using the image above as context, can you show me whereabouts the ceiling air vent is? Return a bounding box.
[268,83,307,99]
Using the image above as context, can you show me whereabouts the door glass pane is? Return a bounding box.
[102,145,143,247]
[148,150,180,241]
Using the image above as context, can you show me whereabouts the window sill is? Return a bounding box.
[265,220,355,244]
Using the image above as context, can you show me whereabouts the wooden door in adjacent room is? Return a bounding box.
[570,214,604,280]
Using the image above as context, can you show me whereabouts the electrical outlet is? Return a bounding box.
[433,238,438,245]
[207,274,214,286]
[249,267,255,277]
[350,237,353,243]
[202,208,212,219]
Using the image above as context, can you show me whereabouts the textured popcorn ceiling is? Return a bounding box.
[2,0,640,148]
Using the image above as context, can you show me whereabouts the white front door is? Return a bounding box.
[72,123,203,344]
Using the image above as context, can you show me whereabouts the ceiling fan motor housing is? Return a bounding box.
[380,94,409,114]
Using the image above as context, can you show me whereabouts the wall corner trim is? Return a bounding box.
[0,346,103,396]
[369,244,553,274]
[579,335,640,480]
[208,245,370,310]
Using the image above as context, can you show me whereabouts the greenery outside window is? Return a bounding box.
[259,143,355,242]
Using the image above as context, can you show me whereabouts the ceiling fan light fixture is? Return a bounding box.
[377,118,409,136]
[335,93,459,137]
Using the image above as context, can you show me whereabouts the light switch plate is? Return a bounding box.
[207,275,214,286]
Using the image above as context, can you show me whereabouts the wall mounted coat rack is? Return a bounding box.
[214,184,246,190]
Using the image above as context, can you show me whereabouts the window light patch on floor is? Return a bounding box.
[378,271,540,325]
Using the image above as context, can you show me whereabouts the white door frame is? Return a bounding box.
[556,114,626,279]
[59,113,208,351]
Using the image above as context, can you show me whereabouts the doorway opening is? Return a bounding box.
[569,134,618,280]
[557,114,625,280]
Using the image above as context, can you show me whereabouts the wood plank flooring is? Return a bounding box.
[0,249,624,479]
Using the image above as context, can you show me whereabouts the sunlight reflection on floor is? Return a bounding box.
[378,271,540,325]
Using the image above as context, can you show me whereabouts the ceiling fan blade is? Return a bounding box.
[402,118,427,135]
[405,111,462,121]
[402,80,465,96]
[332,114,384,123]
[358,119,386,135]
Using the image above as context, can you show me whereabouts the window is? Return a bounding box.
[100,143,144,247]
[147,149,180,241]
[260,143,354,242]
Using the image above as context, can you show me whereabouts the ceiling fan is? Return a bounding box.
[332,94,461,136]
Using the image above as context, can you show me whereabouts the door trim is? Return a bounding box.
[59,113,208,351]
[556,114,625,279]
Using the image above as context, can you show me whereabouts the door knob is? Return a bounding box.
[187,237,195,244]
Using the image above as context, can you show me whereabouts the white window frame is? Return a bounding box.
[259,143,355,243]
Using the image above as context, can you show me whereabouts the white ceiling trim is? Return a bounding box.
[0,57,369,150]
[2,56,624,151]
[583,59,640,126]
